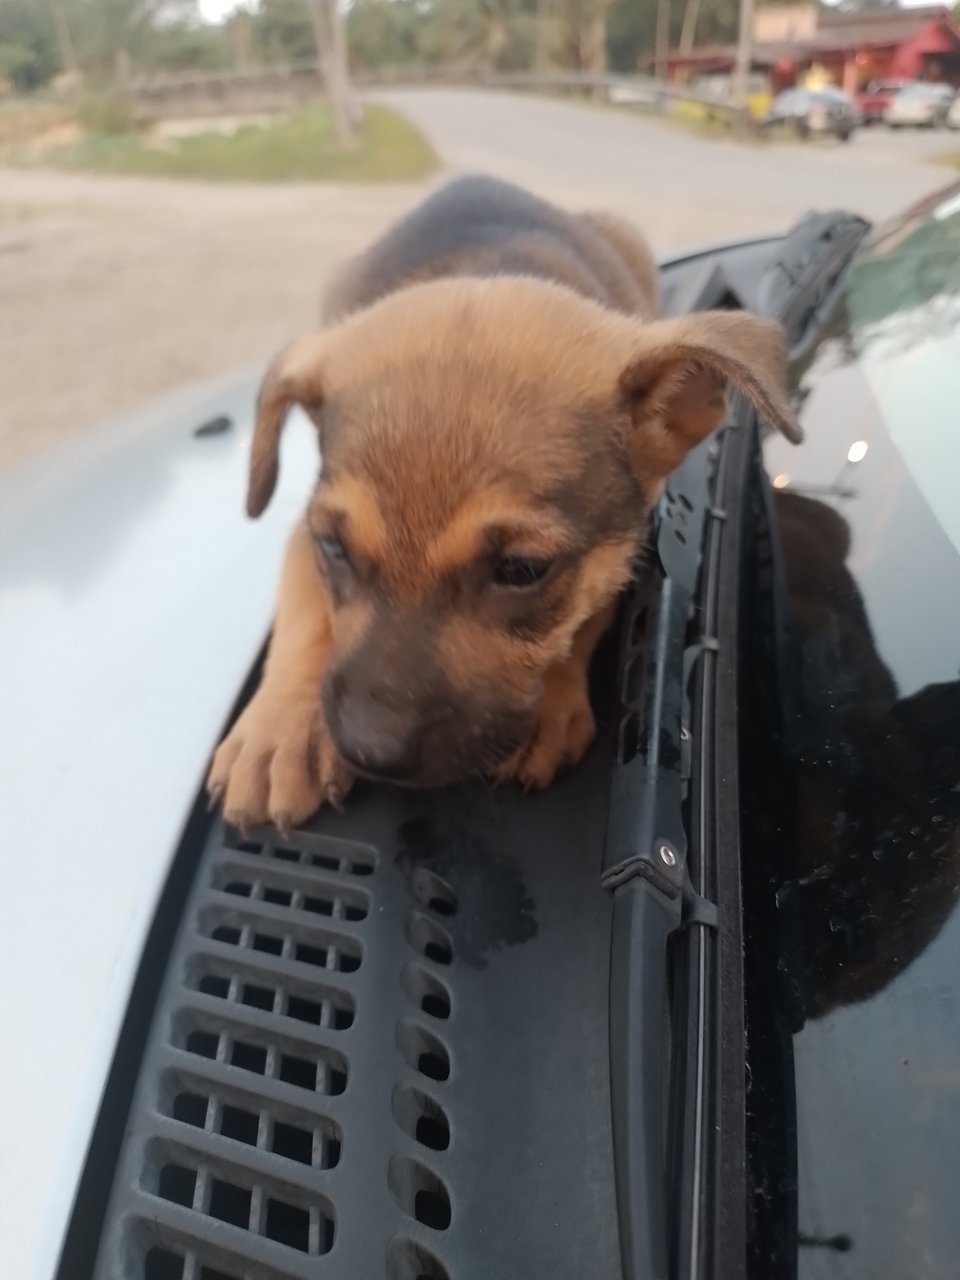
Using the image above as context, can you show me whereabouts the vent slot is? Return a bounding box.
[393,1084,451,1153]
[386,1238,452,1280]
[397,1019,451,1083]
[226,828,377,878]
[200,908,363,975]
[213,860,370,924]
[185,952,356,1031]
[160,1071,343,1171]
[173,1011,349,1096]
[144,1143,335,1256]
[144,1248,185,1280]
[401,964,452,1022]
[388,1155,452,1231]
[410,870,457,918]
[406,913,454,967]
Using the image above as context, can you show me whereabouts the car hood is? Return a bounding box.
[0,369,318,1280]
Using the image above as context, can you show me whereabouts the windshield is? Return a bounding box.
[846,187,960,552]
[765,184,960,694]
[758,186,960,1280]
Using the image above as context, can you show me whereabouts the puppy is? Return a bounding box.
[208,176,801,830]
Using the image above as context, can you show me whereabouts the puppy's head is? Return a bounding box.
[249,279,800,786]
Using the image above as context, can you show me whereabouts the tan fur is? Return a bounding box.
[208,520,351,829]
[210,180,800,827]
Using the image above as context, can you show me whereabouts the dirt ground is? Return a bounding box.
[0,168,430,468]
[0,90,951,470]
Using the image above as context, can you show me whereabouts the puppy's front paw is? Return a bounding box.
[207,690,353,833]
[495,672,596,792]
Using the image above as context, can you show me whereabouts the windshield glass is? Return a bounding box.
[758,186,960,1280]
[846,187,960,551]
[765,185,960,696]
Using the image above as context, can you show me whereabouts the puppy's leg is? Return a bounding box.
[496,606,615,791]
[208,518,353,831]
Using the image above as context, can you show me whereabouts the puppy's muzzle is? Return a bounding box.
[327,682,427,783]
[323,666,529,787]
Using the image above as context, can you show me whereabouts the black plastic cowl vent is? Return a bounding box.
[88,743,623,1280]
[91,825,460,1280]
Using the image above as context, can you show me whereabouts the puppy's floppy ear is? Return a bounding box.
[619,311,802,483]
[247,334,326,518]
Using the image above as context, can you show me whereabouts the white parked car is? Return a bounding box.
[885,82,953,128]
[763,86,859,140]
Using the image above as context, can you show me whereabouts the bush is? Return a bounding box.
[77,91,135,135]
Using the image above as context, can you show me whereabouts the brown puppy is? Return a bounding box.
[209,176,801,830]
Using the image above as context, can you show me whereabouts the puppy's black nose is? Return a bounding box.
[329,689,421,781]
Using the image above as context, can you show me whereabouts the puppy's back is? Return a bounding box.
[324,176,658,322]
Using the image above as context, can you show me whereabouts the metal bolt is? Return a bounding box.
[680,726,690,742]
[659,843,677,868]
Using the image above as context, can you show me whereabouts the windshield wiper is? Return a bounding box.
[757,211,871,355]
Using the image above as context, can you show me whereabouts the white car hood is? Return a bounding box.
[0,372,318,1280]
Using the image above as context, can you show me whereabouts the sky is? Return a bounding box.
[198,0,246,21]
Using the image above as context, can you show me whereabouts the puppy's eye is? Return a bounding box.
[316,533,348,564]
[493,555,553,588]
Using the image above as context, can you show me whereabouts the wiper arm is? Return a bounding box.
[757,211,871,354]
[602,431,722,1280]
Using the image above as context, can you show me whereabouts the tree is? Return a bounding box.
[60,0,202,79]
[247,0,356,145]
[607,0,737,72]
[252,0,317,63]
[46,0,80,76]
[0,0,61,89]
[347,0,428,71]
[313,0,359,144]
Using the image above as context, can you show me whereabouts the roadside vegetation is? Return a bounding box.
[0,97,437,182]
[0,0,748,99]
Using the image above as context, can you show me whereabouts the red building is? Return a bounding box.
[666,5,960,94]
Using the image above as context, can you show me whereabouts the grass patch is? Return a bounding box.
[12,103,438,183]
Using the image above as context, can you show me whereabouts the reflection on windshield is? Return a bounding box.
[770,483,960,1280]
[775,490,960,1021]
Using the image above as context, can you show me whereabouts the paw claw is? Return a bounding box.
[207,783,224,813]
[490,674,595,793]
[209,689,355,830]
[226,812,249,839]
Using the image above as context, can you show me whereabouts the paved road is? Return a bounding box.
[374,88,955,249]
[2,89,955,468]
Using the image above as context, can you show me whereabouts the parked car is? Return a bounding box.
[763,85,859,140]
[856,77,909,124]
[948,90,960,130]
[3,182,960,1280]
[606,78,659,108]
[885,81,953,127]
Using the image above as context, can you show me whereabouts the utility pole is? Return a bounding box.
[732,0,755,124]
[654,0,671,81]
[678,0,701,57]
